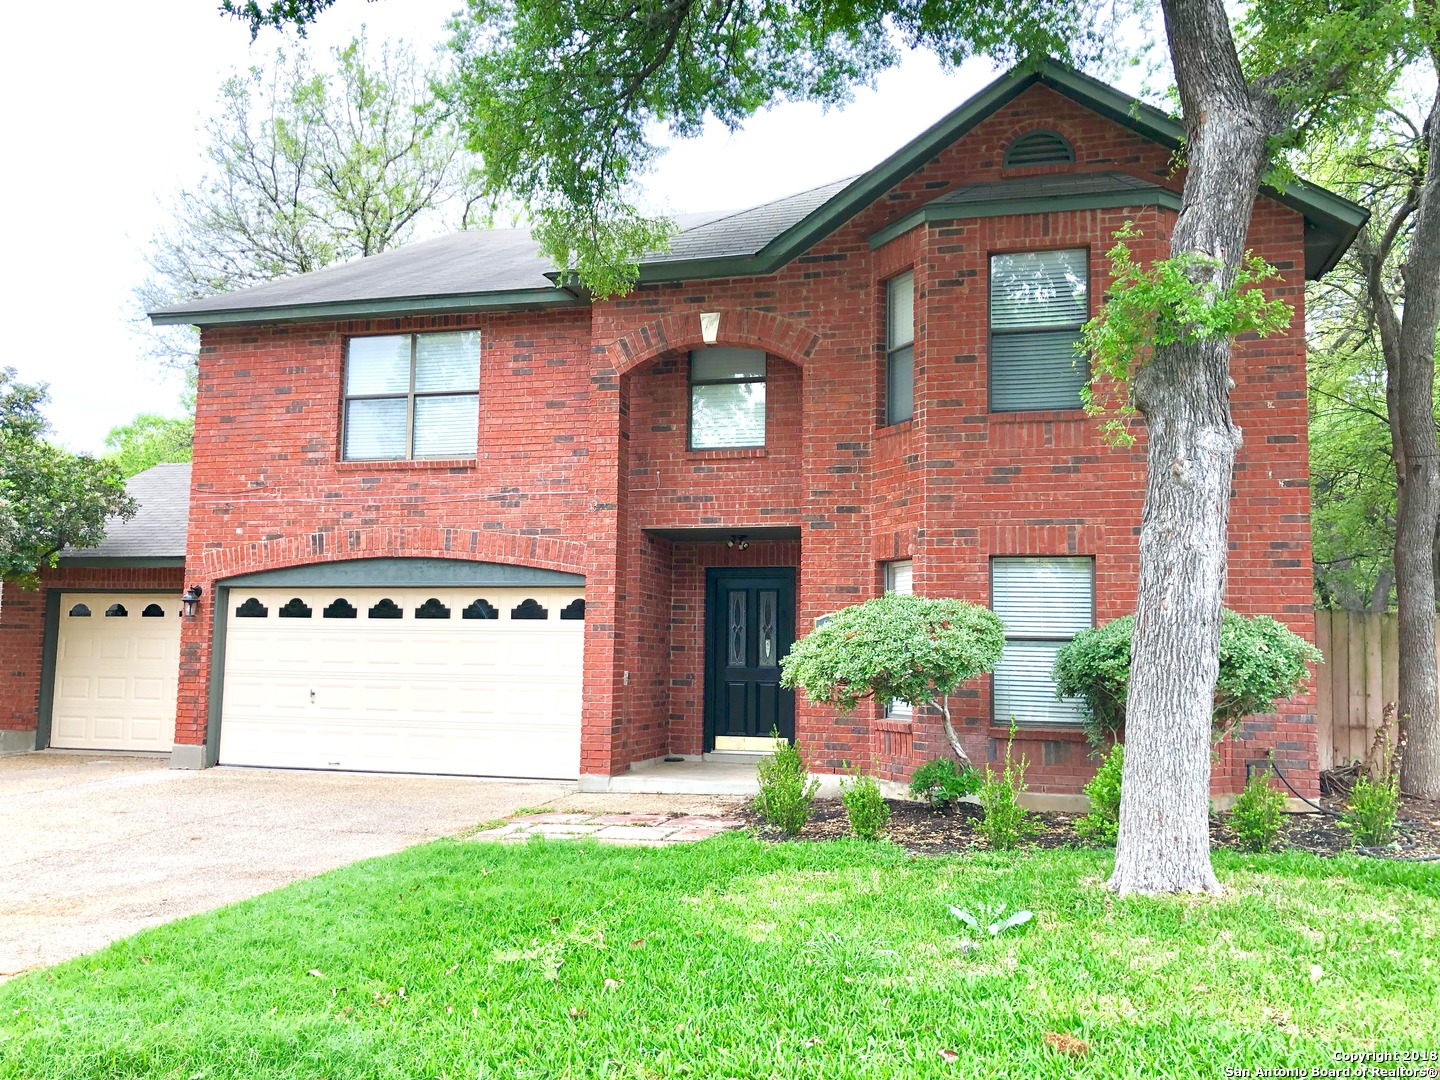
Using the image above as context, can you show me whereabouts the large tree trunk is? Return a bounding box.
[1109,0,1281,896]
[1393,96,1440,799]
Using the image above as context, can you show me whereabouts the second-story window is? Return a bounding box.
[989,249,1088,411]
[689,348,767,449]
[343,331,480,460]
[885,271,915,425]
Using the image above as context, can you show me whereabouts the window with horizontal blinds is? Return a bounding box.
[885,560,914,719]
[991,557,1092,727]
[989,249,1088,412]
[343,331,479,460]
[885,271,915,425]
[689,348,766,449]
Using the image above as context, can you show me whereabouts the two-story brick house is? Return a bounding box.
[0,60,1364,801]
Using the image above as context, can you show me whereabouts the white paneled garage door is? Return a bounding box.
[51,593,181,752]
[219,586,585,779]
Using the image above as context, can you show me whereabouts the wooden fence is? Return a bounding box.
[1312,610,1440,771]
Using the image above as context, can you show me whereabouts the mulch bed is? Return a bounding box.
[744,795,1440,860]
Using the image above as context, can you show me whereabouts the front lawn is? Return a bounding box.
[0,834,1435,1079]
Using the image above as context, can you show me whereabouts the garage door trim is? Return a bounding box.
[205,558,586,769]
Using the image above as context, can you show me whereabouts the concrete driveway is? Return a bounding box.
[0,752,571,978]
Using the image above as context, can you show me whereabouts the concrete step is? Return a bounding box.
[702,750,769,765]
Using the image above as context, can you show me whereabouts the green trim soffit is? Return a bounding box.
[867,188,1186,250]
[219,556,584,589]
[149,288,586,328]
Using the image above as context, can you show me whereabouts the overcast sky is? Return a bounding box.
[2,1,1018,453]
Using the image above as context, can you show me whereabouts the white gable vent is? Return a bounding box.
[1004,130,1075,167]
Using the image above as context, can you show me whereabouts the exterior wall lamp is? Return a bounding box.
[726,534,750,551]
[182,585,204,618]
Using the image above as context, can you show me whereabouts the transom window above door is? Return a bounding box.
[689,348,766,449]
[343,331,480,460]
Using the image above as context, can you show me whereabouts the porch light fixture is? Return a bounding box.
[181,585,203,618]
[726,534,750,551]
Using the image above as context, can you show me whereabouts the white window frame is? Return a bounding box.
[341,331,480,461]
[884,271,915,426]
[990,556,1094,726]
[884,559,913,719]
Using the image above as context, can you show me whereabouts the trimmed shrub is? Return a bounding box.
[840,772,890,841]
[1231,771,1286,852]
[1075,743,1123,844]
[908,757,981,811]
[1340,774,1400,847]
[1053,609,1322,745]
[754,731,819,837]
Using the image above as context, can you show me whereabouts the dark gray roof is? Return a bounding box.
[646,178,855,263]
[148,185,851,326]
[149,58,1366,328]
[60,463,190,562]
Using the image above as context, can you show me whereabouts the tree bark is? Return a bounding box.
[1392,94,1440,799]
[1109,0,1283,895]
[937,698,973,767]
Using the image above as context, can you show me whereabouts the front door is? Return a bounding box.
[705,567,796,748]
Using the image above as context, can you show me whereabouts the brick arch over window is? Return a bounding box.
[605,309,823,379]
[192,526,588,581]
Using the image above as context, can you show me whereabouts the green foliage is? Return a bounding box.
[1080,223,1294,443]
[779,593,1004,716]
[976,729,1039,851]
[753,731,819,837]
[1075,743,1123,845]
[908,757,981,810]
[442,0,1128,295]
[1231,771,1287,853]
[839,771,890,841]
[1,370,135,587]
[1053,609,1322,744]
[1339,774,1400,847]
[140,34,486,371]
[104,411,194,477]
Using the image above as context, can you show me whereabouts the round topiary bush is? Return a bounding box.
[779,593,1005,764]
[1052,609,1322,745]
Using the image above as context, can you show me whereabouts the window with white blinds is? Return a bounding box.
[991,557,1092,726]
[343,332,479,460]
[690,348,767,449]
[885,271,915,425]
[989,249,1088,412]
[885,560,913,719]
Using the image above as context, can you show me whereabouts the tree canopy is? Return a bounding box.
[104,411,195,478]
[139,33,489,370]
[0,370,135,587]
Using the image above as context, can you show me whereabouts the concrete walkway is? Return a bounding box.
[0,752,570,978]
[471,809,744,845]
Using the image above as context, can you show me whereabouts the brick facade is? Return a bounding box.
[1,83,1320,797]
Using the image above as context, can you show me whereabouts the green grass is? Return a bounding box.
[1,835,1436,1079]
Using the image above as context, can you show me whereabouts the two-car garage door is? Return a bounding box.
[218,586,584,779]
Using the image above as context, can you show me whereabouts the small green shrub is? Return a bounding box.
[908,757,981,810]
[1231,770,1287,852]
[1052,609,1322,745]
[754,729,820,837]
[840,772,890,841]
[1075,743,1123,844]
[976,729,1039,850]
[1340,774,1400,847]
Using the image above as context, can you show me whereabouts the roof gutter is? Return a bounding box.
[149,287,586,328]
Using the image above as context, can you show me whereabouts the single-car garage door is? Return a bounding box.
[219,586,584,779]
[50,592,181,752]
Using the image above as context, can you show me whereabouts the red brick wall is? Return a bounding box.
[0,567,185,734]
[144,81,1320,795]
